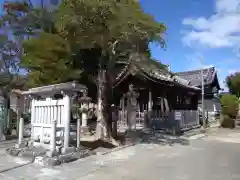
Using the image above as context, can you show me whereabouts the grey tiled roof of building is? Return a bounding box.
[175,67,217,87]
[114,53,200,91]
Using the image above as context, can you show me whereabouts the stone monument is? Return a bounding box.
[125,84,139,132]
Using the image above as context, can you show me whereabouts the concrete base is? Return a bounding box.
[34,149,92,166]
[59,153,78,163]
[61,146,76,154]
[34,156,61,166]
[46,150,58,158]
[6,143,94,167]
[5,147,22,156]
[142,128,152,134]
[81,126,91,135]
[15,143,26,149]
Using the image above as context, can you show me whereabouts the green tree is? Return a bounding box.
[21,32,82,87]
[54,0,166,143]
[0,34,27,133]
[5,0,167,143]
[1,0,67,87]
[0,1,32,133]
[226,72,240,98]
[1,0,57,36]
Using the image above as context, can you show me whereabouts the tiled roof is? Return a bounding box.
[114,53,200,91]
[175,67,217,87]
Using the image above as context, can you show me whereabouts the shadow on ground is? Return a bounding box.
[135,130,190,146]
[77,130,190,150]
[80,140,116,150]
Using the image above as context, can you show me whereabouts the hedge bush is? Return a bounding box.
[220,94,239,128]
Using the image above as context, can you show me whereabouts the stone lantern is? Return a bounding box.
[125,84,139,132]
[79,91,92,135]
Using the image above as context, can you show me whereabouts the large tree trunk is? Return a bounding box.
[95,69,119,146]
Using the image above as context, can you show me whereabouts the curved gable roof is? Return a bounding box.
[175,67,220,89]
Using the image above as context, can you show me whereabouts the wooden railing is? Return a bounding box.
[117,110,200,131]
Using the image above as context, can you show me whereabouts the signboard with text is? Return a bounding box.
[174,111,182,121]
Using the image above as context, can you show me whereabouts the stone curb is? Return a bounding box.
[96,140,141,156]
[0,161,32,174]
[180,126,222,140]
[187,133,206,140]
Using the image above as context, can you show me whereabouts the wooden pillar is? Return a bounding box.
[163,96,169,111]
[145,88,152,129]
[160,97,164,112]
[122,95,125,121]
[148,89,152,113]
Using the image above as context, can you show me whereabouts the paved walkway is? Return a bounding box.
[0,140,32,174]
[0,129,240,180]
[204,128,240,143]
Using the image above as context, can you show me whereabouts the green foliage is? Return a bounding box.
[226,72,240,98]
[0,33,26,97]
[0,4,29,94]
[16,0,167,88]
[220,94,239,117]
[55,0,166,51]
[21,32,82,87]
[220,94,239,128]
[1,0,56,36]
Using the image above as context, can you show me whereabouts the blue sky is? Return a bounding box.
[1,0,239,91]
[140,0,240,91]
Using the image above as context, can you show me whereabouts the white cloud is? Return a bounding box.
[216,0,240,13]
[182,0,240,49]
[219,80,227,91]
[228,69,240,74]
[185,53,214,71]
